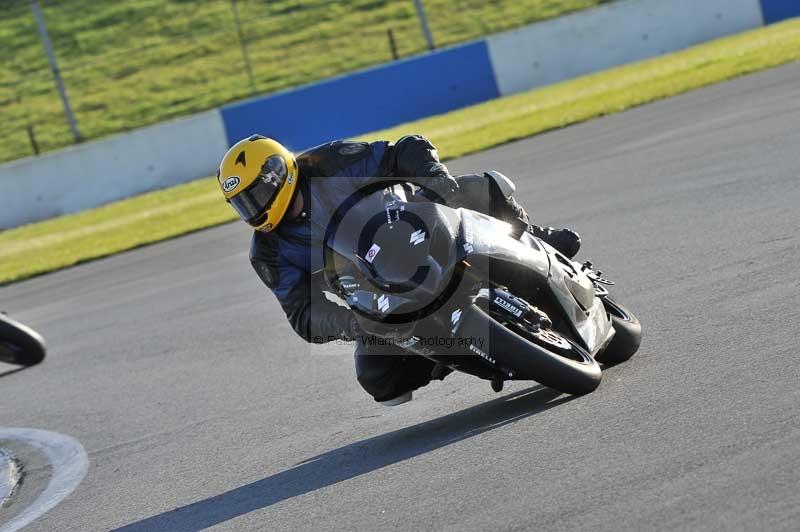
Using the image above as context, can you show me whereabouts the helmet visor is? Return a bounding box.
[229,155,288,223]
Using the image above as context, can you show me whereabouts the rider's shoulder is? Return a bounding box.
[299,139,373,158]
[297,139,385,176]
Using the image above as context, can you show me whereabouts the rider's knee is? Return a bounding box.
[354,348,435,402]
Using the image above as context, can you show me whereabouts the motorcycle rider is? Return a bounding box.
[218,134,580,405]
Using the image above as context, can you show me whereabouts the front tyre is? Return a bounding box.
[0,314,46,366]
[463,305,601,395]
[595,297,641,365]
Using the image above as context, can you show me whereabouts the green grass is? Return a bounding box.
[0,0,605,164]
[2,18,800,285]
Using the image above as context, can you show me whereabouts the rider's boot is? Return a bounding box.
[528,225,581,259]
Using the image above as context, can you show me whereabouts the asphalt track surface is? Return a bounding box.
[2,63,800,531]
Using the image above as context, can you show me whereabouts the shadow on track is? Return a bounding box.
[116,385,571,531]
[0,366,27,378]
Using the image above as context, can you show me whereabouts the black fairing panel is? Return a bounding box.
[323,187,612,354]
[457,209,549,279]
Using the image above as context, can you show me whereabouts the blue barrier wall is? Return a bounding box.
[760,0,800,24]
[220,41,498,150]
[1,0,790,228]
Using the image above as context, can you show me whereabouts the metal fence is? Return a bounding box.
[0,0,605,164]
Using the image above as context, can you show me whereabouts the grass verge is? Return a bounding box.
[2,19,800,285]
[0,0,602,164]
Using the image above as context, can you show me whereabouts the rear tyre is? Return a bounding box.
[0,314,46,366]
[464,305,601,395]
[595,298,641,365]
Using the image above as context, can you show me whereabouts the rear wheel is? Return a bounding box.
[0,314,46,366]
[595,298,641,365]
[464,304,601,395]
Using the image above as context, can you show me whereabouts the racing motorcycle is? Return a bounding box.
[0,312,46,367]
[324,173,641,396]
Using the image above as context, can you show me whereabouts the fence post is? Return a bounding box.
[27,125,40,155]
[387,28,399,60]
[230,0,257,93]
[412,0,436,51]
[16,87,41,155]
[30,0,83,143]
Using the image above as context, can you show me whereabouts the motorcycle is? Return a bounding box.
[0,313,46,367]
[323,174,641,396]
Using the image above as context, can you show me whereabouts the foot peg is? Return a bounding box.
[528,306,552,331]
[581,260,615,285]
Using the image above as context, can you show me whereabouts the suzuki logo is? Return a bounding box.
[451,308,462,326]
[463,223,474,254]
[377,294,390,313]
[410,229,426,246]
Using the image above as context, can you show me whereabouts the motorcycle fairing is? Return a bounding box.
[458,209,613,355]
[324,187,613,355]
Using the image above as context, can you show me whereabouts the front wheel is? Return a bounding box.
[595,298,641,365]
[462,305,601,395]
[0,314,46,366]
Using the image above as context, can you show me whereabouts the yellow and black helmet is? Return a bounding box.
[218,135,299,232]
